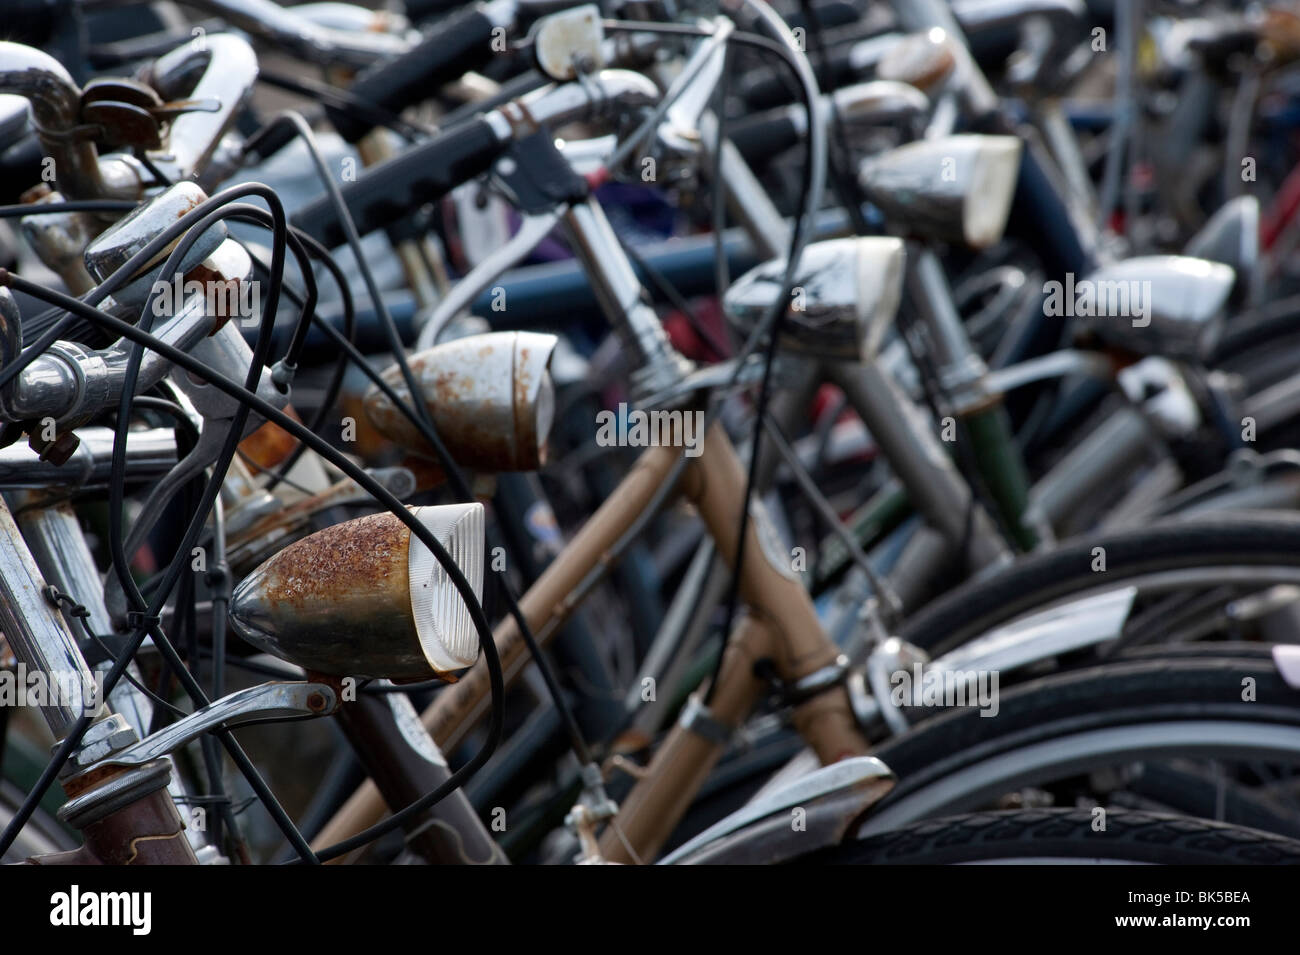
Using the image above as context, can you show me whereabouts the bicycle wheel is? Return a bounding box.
[797,808,1300,864]
[0,779,75,863]
[860,656,1300,837]
[899,513,1300,656]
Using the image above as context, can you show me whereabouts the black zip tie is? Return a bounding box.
[204,562,231,597]
[172,794,236,806]
[125,610,163,631]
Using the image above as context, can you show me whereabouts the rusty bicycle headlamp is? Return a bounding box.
[363,331,558,472]
[229,503,485,680]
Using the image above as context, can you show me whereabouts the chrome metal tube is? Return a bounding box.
[0,496,104,737]
[147,34,260,187]
[562,198,692,393]
[0,42,146,200]
[184,0,410,65]
[709,119,791,260]
[827,359,1010,569]
[907,247,988,388]
[1028,406,1154,526]
[514,68,659,132]
[3,291,213,424]
[0,427,177,490]
[0,42,99,200]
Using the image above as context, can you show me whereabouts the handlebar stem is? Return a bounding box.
[0,42,149,201]
[144,33,261,188]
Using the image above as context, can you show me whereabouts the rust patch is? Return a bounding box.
[19,183,53,205]
[513,344,532,456]
[260,510,406,611]
[366,346,530,471]
[238,404,302,470]
[184,260,240,333]
[229,475,383,566]
[61,762,128,799]
[401,455,448,492]
[174,190,204,219]
[343,389,393,460]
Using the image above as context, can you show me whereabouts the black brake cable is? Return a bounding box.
[482,16,819,762]
[234,229,452,468]
[0,187,303,391]
[238,221,610,826]
[206,481,239,855]
[0,200,137,218]
[243,112,603,771]
[565,22,820,741]
[235,448,318,496]
[45,586,187,718]
[0,348,321,861]
[104,201,310,615]
[245,228,356,492]
[3,187,326,862]
[103,188,320,863]
[255,68,435,144]
[0,184,347,858]
[595,14,821,712]
[0,271,506,863]
[6,159,507,856]
[704,6,823,708]
[190,213,345,494]
[616,236,731,360]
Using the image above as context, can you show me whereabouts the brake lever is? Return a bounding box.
[658,18,733,155]
[120,327,288,561]
[95,681,339,770]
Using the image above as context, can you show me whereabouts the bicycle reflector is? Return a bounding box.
[363,331,558,472]
[229,503,485,680]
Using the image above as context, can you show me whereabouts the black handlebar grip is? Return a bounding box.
[290,116,506,249]
[5,0,70,47]
[727,113,802,171]
[0,137,44,205]
[742,48,855,111]
[326,5,501,143]
[403,0,474,22]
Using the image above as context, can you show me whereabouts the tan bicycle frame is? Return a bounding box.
[313,420,870,862]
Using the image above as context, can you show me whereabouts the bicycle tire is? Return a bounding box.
[797,808,1300,864]
[899,513,1300,656]
[0,779,75,863]
[862,656,1300,835]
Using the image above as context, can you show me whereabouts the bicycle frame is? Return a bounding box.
[0,494,202,864]
[315,415,879,861]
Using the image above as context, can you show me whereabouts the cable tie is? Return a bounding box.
[125,610,163,631]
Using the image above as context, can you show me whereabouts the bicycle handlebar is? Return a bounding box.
[404,0,477,20]
[326,0,517,143]
[294,68,659,247]
[183,0,410,66]
[292,116,508,248]
[0,236,254,428]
